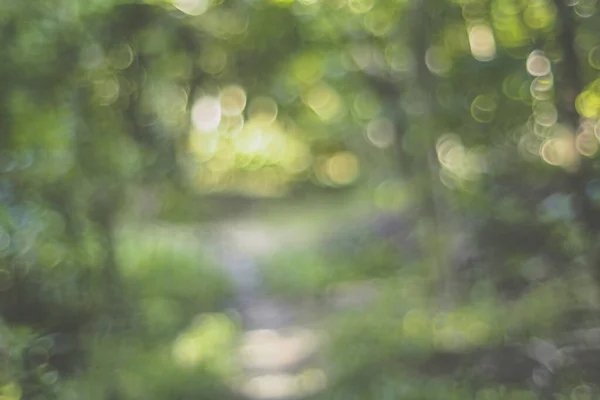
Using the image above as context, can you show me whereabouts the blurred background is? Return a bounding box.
[2,0,600,398]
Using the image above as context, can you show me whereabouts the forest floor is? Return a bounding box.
[194,200,380,400]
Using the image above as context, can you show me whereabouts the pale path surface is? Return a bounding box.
[200,218,328,400]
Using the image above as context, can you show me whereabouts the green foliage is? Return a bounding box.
[262,240,594,396]
[117,226,234,339]
[262,250,333,299]
[262,237,407,299]
[119,232,230,303]
[0,321,74,400]
[505,279,576,335]
[59,318,241,400]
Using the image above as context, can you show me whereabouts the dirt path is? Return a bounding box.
[205,219,328,400]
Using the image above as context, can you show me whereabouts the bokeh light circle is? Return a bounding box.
[192,96,222,132]
[527,50,551,76]
[220,85,247,116]
[248,97,278,125]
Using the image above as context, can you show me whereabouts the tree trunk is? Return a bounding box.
[552,0,600,297]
